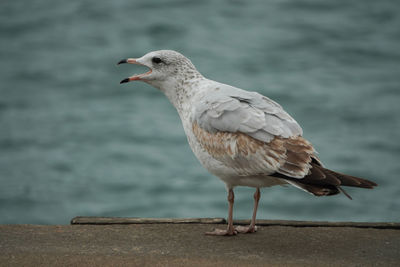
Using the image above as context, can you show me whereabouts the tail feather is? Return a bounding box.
[338,186,353,200]
[323,168,377,188]
[272,162,377,199]
[285,180,340,197]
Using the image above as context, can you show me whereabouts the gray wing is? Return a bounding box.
[192,84,315,178]
[193,84,303,143]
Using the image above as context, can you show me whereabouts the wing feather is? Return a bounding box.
[192,122,315,178]
[194,84,302,143]
[192,84,314,178]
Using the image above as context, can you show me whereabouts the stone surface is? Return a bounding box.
[1,220,399,266]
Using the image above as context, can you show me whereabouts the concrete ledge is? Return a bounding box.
[71,216,400,229]
[1,218,400,266]
[71,216,226,225]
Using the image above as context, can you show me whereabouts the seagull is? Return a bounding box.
[118,50,377,236]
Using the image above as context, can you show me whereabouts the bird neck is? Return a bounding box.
[153,74,206,115]
[174,77,206,114]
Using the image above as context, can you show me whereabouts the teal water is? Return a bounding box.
[1,0,399,224]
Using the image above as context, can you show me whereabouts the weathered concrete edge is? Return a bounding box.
[70,217,225,225]
[70,216,400,229]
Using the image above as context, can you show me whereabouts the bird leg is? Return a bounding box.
[235,188,260,233]
[205,189,237,236]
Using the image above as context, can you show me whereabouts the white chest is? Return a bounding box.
[179,108,235,177]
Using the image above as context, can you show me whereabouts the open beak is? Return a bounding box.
[117,58,152,84]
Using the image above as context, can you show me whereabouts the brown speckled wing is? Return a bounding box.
[192,122,315,178]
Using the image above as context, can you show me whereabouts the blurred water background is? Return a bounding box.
[1,0,399,224]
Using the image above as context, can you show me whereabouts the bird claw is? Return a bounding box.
[235,225,258,233]
[205,228,238,236]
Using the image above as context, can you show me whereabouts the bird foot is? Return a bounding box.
[235,225,258,233]
[205,228,238,236]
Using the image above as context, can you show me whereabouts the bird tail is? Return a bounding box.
[279,163,377,200]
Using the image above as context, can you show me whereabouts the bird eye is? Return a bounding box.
[152,57,163,64]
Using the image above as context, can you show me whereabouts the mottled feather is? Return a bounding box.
[192,122,315,178]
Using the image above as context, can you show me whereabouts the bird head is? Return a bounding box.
[118,50,201,91]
